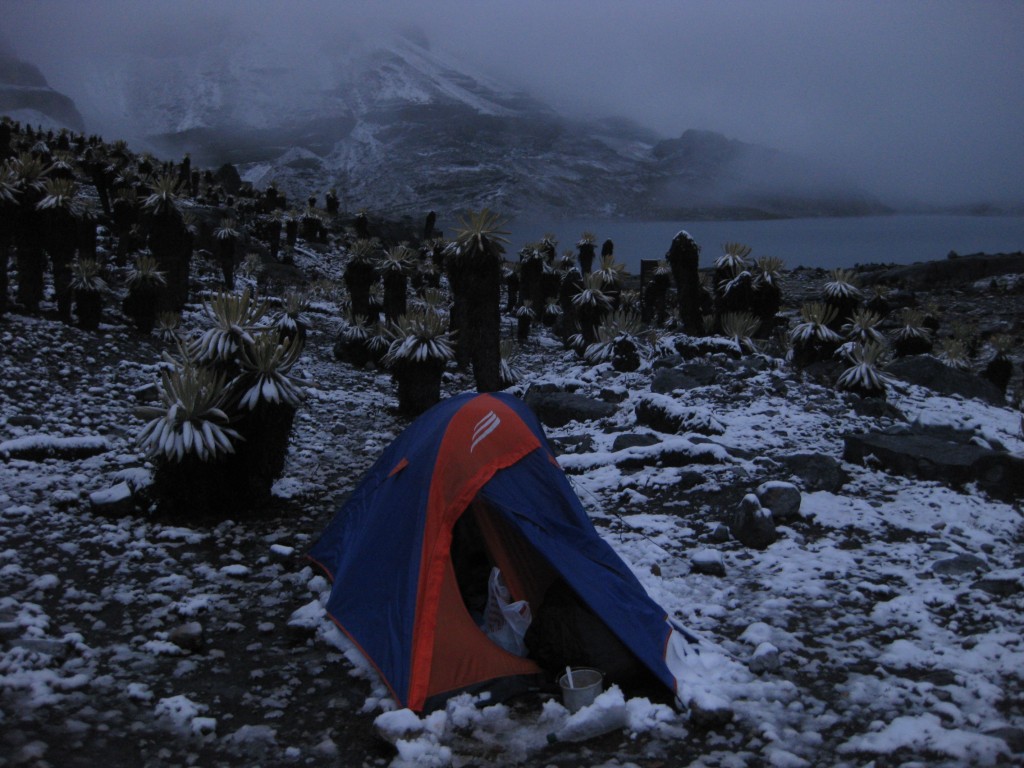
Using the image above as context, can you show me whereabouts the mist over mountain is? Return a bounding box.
[0,45,84,133]
[3,30,888,220]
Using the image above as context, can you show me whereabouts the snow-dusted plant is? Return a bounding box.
[274,290,311,345]
[822,268,862,301]
[69,258,108,293]
[790,303,840,345]
[890,308,934,357]
[0,161,19,203]
[499,339,522,388]
[35,177,79,211]
[136,351,240,462]
[936,338,970,371]
[156,312,181,343]
[231,333,307,411]
[841,308,885,346]
[190,288,270,364]
[383,311,456,367]
[584,309,647,371]
[383,309,456,416]
[789,302,842,367]
[126,255,167,291]
[593,254,625,287]
[836,342,893,398]
[716,242,753,275]
[143,174,182,215]
[720,311,762,353]
[572,273,613,311]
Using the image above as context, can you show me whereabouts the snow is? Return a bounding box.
[2,253,1022,766]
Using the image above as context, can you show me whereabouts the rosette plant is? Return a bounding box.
[890,308,933,357]
[142,174,191,311]
[334,314,373,367]
[515,299,536,342]
[226,332,307,493]
[584,309,648,372]
[274,290,311,347]
[498,339,522,389]
[982,336,1014,395]
[576,232,597,275]
[0,160,21,316]
[720,311,762,354]
[137,289,308,516]
[378,244,413,323]
[836,342,893,399]
[36,177,81,323]
[841,308,885,347]
[123,254,167,333]
[69,258,107,330]
[665,230,704,335]
[822,268,862,330]
[344,239,378,321]
[750,256,785,333]
[11,152,50,313]
[571,273,613,347]
[714,242,755,319]
[383,309,455,416]
[642,260,672,325]
[788,302,842,368]
[445,208,509,393]
[593,253,625,310]
[214,218,241,289]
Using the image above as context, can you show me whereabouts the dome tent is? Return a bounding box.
[308,392,701,712]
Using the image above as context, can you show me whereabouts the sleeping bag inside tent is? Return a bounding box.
[308,391,698,712]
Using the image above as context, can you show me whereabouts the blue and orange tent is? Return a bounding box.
[309,392,698,712]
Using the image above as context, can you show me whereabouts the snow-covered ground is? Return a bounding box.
[1,259,1022,767]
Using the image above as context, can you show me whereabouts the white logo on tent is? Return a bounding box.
[470,411,501,453]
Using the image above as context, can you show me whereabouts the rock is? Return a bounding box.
[551,434,596,455]
[843,429,1024,501]
[524,391,616,428]
[932,554,989,576]
[168,622,204,653]
[599,386,629,404]
[687,694,735,729]
[887,355,1005,405]
[778,453,846,493]
[729,494,777,550]
[652,354,684,369]
[675,336,740,360]
[131,383,160,403]
[986,726,1024,754]
[651,363,718,394]
[0,435,111,462]
[690,549,726,577]
[88,482,136,518]
[634,394,724,436]
[971,577,1021,597]
[845,394,905,421]
[749,642,780,674]
[708,523,731,543]
[6,414,43,428]
[611,433,661,452]
[755,481,802,521]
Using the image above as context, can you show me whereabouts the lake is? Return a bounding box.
[505,215,1024,273]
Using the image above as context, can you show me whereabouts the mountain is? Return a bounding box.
[0,50,85,133]
[24,30,886,220]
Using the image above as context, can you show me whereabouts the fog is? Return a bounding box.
[5,0,1023,207]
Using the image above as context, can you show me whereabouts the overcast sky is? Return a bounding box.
[5,0,1023,206]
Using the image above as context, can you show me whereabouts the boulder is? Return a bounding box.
[729,494,777,550]
[611,433,661,452]
[778,453,846,493]
[932,553,989,576]
[690,549,726,577]
[635,394,725,436]
[843,429,1024,501]
[886,355,1005,406]
[755,481,802,521]
[524,391,616,428]
[651,363,718,394]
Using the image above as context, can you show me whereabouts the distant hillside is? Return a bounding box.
[0,51,84,133]
[13,31,886,220]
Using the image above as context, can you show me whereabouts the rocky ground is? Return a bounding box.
[1,250,1023,767]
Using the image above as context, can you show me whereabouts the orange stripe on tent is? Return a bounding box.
[407,394,542,711]
[388,457,410,477]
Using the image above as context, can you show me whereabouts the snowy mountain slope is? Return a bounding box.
[0,51,84,132]
[47,28,884,220]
